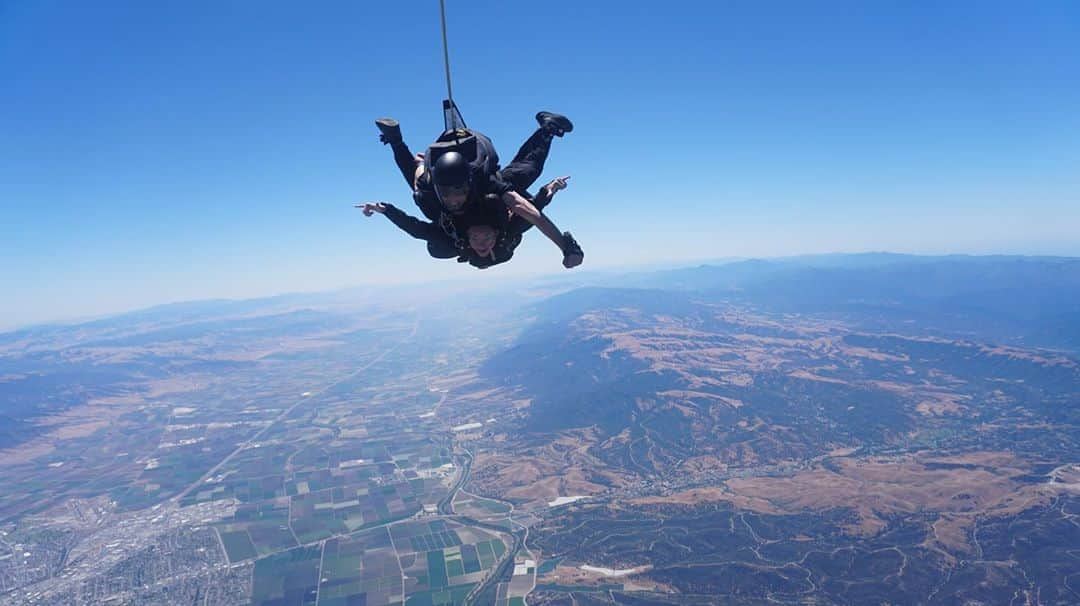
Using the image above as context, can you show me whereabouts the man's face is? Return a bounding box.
[467,225,497,257]
[436,184,469,213]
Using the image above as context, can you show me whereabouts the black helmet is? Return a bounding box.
[432,151,472,213]
[432,151,471,186]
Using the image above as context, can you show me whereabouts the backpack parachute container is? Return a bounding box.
[428,99,473,166]
[426,100,500,178]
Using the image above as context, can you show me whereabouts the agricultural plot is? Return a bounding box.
[252,545,322,605]
[317,527,404,606]
[290,479,423,543]
[180,442,297,506]
[493,583,534,606]
[286,465,380,498]
[217,500,297,561]
[404,584,475,606]
[118,423,255,508]
[391,519,509,604]
[219,529,258,562]
[452,491,511,520]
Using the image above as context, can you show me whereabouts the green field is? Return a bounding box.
[404,583,475,606]
[426,550,449,588]
[317,528,404,606]
[252,545,322,605]
[219,530,257,562]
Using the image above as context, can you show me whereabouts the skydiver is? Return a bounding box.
[373,112,583,268]
[461,175,573,269]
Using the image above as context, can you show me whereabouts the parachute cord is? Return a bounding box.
[439,0,454,102]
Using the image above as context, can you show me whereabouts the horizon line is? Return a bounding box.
[4,250,1078,335]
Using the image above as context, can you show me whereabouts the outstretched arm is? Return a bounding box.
[501,190,582,268]
[532,175,570,208]
[356,202,440,241]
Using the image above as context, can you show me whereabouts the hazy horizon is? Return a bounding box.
[4,249,1078,334]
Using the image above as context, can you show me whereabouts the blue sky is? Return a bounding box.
[2,1,1079,328]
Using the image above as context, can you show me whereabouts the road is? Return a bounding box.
[465,519,525,606]
[426,445,527,606]
[438,450,473,516]
[173,319,419,503]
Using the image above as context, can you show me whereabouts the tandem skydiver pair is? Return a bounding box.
[358,112,583,270]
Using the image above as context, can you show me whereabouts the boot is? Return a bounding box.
[535,111,573,138]
[375,117,402,145]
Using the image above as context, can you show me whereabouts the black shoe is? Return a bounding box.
[536,111,573,137]
[561,231,583,268]
[376,117,402,145]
